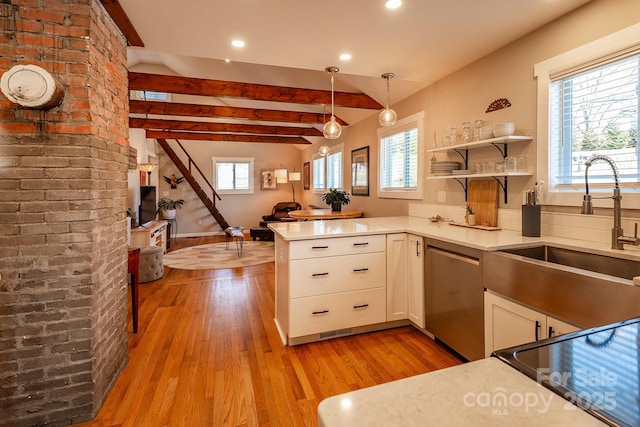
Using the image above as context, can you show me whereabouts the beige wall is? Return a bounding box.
[302,0,640,214]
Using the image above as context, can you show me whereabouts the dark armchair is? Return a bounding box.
[259,201,302,226]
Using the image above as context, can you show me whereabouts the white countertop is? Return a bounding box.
[318,358,607,427]
[269,216,640,260]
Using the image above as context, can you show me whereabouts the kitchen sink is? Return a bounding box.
[500,245,640,280]
[484,245,640,330]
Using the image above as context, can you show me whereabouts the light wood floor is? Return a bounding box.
[75,236,464,427]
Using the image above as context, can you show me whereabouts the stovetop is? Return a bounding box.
[495,317,640,427]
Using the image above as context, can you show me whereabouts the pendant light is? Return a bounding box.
[322,66,342,139]
[379,72,397,127]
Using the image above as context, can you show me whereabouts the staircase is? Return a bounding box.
[155,138,230,230]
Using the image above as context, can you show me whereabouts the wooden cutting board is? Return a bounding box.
[467,180,499,227]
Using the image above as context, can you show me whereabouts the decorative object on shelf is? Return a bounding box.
[261,169,277,190]
[485,97,512,113]
[157,197,184,220]
[322,66,342,139]
[379,73,397,126]
[139,163,157,181]
[303,162,310,190]
[466,204,476,226]
[351,146,369,196]
[163,174,184,189]
[321,188,350,212]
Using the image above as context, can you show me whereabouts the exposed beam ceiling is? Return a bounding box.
[145,130,310,144]
[129,118,323,137]
[99,0,143,47]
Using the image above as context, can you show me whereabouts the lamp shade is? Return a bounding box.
[379,108,398,127]
[289,172,301,182]
[275,168,288,184]
[139,163,157,173]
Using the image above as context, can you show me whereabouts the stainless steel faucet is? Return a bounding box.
[581,155,639,250]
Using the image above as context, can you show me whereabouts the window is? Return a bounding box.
[535,23,640,208]
[212,157,254,194]
[378,111,424,199]
[313,145,343,192]
[130,90,169,101]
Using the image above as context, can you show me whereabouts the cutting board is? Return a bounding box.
[467,180,499,227]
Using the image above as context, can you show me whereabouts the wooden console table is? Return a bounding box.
[288,209,363,220]
[130,220,167,253]
[127,248,140,333]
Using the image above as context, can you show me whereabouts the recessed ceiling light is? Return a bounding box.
[224,58,231,63]
[231,39,245,48]
[339,53,351,61]
[385,0,401,9]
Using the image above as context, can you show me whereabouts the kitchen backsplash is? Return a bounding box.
[409,203,637,246]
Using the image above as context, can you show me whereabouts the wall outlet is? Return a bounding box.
[197,219,202,225]
[437,191,446,203]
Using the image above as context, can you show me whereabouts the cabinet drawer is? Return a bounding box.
[290,252,386,298]
[289,288,386,338]
[290,235,385,259]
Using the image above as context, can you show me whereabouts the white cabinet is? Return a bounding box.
[275,234,387,345]
[484,291,579,357]
[386,233,424,328]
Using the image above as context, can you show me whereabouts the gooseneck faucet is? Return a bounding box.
[580,155,638,250]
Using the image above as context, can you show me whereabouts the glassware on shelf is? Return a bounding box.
[461,121,471,143]
[473,119,484,141]
[516,156,527,172]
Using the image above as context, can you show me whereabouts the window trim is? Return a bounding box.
[534,23,640,209]
[312,143,344,194]
[377,111,425,200]
[211,157,255,195]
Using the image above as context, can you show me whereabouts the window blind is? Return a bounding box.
[550,52,639,188]
[380,127,418,190]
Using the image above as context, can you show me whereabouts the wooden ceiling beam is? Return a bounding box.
[146,130,311,144]
[130,100,349,126]
[130,118,323,137]
[129,72,383,110]
[99,0,144,47]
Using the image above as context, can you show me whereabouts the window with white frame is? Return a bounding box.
[378,111,424,199]
[212,157,254,194]
[535,24,640,208]
[313,145,343,192]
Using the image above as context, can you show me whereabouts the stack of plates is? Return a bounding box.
[431,161,461,175]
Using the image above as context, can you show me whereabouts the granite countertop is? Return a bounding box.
[318,358,607,427]
[269,216,640,260]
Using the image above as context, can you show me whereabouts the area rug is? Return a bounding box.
[163,241,274,270]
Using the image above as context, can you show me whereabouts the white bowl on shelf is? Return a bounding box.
[493,122,515,137]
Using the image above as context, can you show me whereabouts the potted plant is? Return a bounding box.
[157,197,184,219]
[466,204,476,226]
[322,188,350,212]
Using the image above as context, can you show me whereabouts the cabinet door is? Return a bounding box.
[407,234,425,328]
[386,233,408,321]
[484,291,546,358]
[547,315,580,339]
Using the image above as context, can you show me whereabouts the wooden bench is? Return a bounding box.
[225,227,244,257]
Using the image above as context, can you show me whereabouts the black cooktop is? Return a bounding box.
[495,317,640,427]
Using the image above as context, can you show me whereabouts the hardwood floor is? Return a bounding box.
[75,236,464,427]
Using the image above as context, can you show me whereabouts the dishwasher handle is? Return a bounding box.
[428,246,480,266]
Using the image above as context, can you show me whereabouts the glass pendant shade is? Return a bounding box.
[322,116,342,139]
[379,108,397,127]
[318,144,331,156]
[379,72,397,127]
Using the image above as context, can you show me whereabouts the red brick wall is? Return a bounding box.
[0,1,130,425]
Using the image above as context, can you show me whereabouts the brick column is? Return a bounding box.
[0,1,130,425]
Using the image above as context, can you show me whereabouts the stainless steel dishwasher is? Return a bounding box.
[425,240,484,361]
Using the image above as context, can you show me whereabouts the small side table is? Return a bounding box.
[127,248,140,333]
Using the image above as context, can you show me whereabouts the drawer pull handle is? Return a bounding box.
[312,310,329,315]
[311,245,329,249]
[353,268,369,272]
[312,272,329,277]
[353,242,369,246]
[353,304,369,309]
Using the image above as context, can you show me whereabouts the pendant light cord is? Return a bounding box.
[330,73,335,117]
